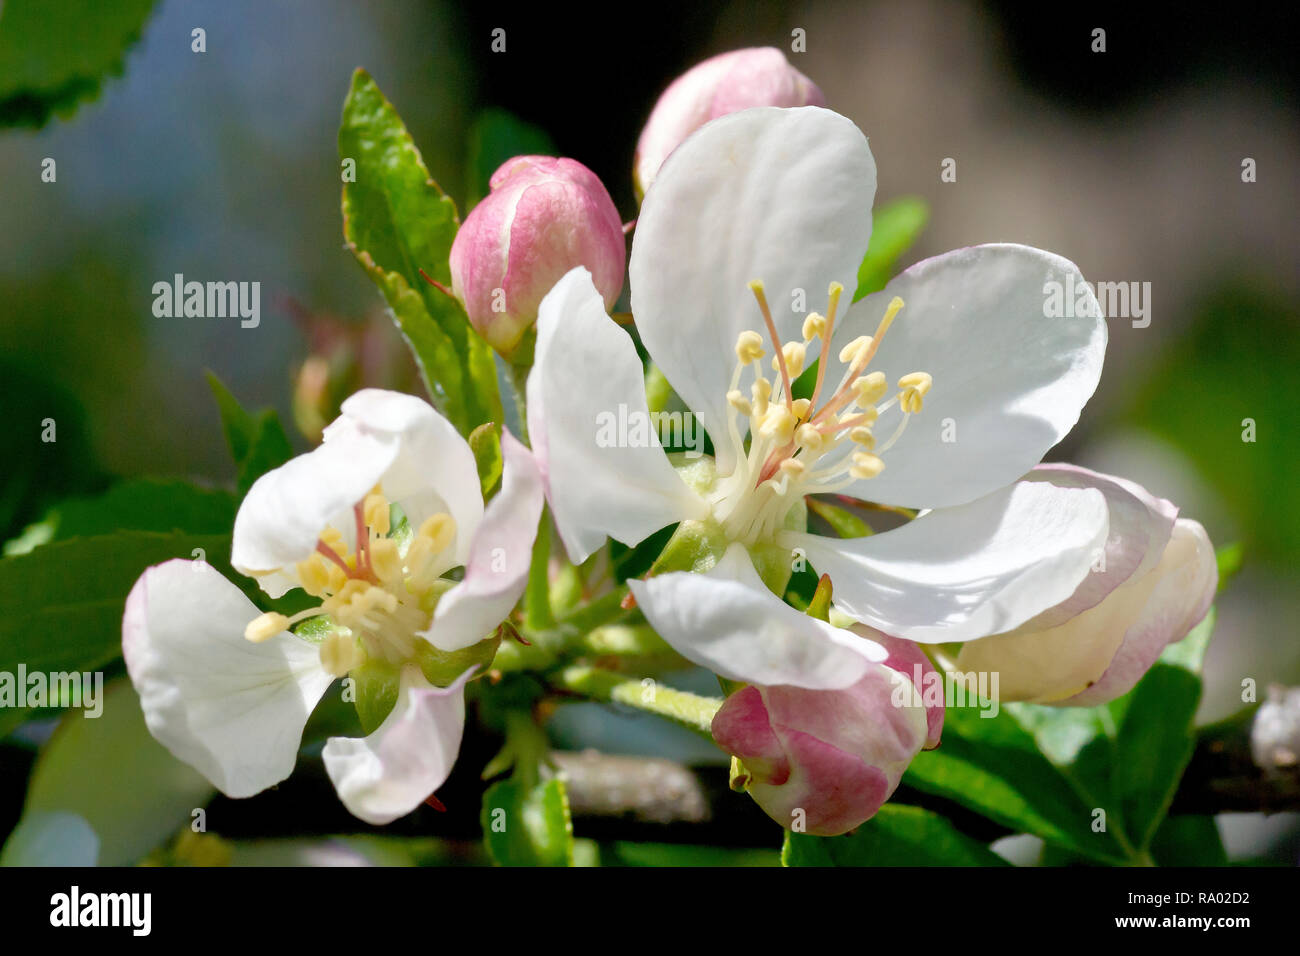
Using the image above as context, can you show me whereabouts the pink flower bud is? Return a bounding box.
[634,47,826,196]
[955,465,1218,706]
[449,156,625,357]
[712,633,942,836]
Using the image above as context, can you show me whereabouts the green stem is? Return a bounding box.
[508,363,530,442]
[524,508,554,631]
[554,665,722,738]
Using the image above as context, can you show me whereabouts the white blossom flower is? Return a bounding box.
[123,389,542,823]
[527,106,1113,689]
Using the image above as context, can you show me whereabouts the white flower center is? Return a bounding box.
[707,280,934,546]
[242,486,458,676]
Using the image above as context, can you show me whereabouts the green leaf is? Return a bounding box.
[339,69,502,436]
[18,679,214,865]
[468,422,503,498]
[465,108,557,209]
[1215,542,1244,589]
[42,478,235,544]
[1110,610,1215,849]
[0,531,231,738]
[0,0,157,129]
[904,706,1130,864]
[854,197,929,301]
[205,373,294,497]
[1149,814,1228,866]
[481,777,574,866]
[783,804,1010,866]
[1004,608,1218,862]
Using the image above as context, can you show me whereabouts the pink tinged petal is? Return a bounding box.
[714,669,927,836]
[862,628,944,749]
[122,560,333,798]
[1019,463,1178,628]
[749,732,892,837]
[630,106,876,475]
[451,156,626,356]
[628,543,888,690]
[526,267,707,564]
[634,47,826,194]
[322,665,472,825]
[711,685,791,784]
[1055,518,1217,706]
[832,245,1108,510]
[784,481,1110,643]
[422,430,544,652]
[232,389,484,594]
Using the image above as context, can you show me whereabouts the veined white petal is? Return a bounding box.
[629,543,887,689]
[631,106,877,473]
[423,430,544,651]
[122,560,333,798]
[232,389,484,595]
[829,245,1107,509]
[783,481,1110,643]
[527,267,707,564]
[322,666,471,825]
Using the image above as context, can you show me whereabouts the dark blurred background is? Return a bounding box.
[1,0,1297,860]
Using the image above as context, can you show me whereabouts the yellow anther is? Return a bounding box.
[826,282,845,320]
[319,526,346,553]
[370,536,402,584]
[296,556,331,597]
[802,312,826,341]
[727,389,752,416]
[326,563,348,593]
[244,612,288,644]
[849,426,876,448]
[851,371,889,405]
[838,335,873,365]
[417,513,456,555]
[898,371,933,413]
[735,330,765,365]
[773,341,806,379]
[759,405,797,444]
[878,296,905,333]
[796,423,826,452]
[319,632,364,678]
[363,493,391,536]
[849,452,886,480]
[791,397,812,420]
[751,377,772,416]
[852,405,879,426]
[778,458,806,476]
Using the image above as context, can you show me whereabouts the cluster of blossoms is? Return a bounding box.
[124,48,1215,837]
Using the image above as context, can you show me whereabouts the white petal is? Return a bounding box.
[630,106,877,473]
[122,560,333,798]
[232,389,484,595]
[322,665,471,825]
[423,430,544,651]
[629,543,887,690]
[829,245,1107,509]
[1020,463,1177,628]
[1057,518,1217,706]
[782,481,1110,643]
[527,267,707,563]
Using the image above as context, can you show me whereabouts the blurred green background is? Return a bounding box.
[0,0,1296,864]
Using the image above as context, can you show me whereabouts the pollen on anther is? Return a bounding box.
[245,612,288,644]
[735,331,765,365]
